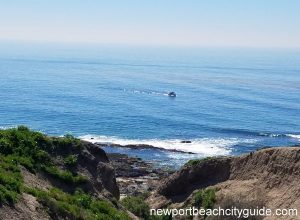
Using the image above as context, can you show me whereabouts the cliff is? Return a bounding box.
[148,147,300,220]
[0,126,130,220]
[1,126,300,220]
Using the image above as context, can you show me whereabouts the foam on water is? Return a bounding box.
[79,135,258,156]
[0,125,15,130]
[287,134,300,140]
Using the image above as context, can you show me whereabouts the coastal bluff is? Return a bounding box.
[1,126,300,219]
[148,146,300,220]
[0,127,131,220]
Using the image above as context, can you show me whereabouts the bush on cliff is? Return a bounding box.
[64,154,78,167]
[41,165,87,184]
[193,188,216,210]
[185,157,214,167]
[121,195,150,219]
[0,126,86,184]
[25,187,130,220]
[0,155,23,204]
[0,126,130,219]
[121,195,171,220]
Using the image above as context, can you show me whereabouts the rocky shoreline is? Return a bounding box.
[2,127,300,220]
[95,142,196,154]
[107,152,174,198]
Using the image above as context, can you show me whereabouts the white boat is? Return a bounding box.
[168,92,176,97]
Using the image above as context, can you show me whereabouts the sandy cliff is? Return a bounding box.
[148,147,300,220]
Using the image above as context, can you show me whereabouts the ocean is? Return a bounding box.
[0,43,299,168]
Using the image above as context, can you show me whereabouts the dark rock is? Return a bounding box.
[180,140,192,143]
[107,152,174,196]
[95,142,195,154]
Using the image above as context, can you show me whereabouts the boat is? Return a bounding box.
[168,92,176,97]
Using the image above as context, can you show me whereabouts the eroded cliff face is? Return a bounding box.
[0,136,122,220]
[41,138,120,199]
[68,140,120,199]
[148,147,300,220]
[156,157,231,202]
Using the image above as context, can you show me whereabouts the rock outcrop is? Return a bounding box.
[42,138,120,199]
[107,152,173,197]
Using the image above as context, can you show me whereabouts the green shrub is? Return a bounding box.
[121,195,170,220]
[11,155,35,172]
[121,195,150,219]
[17,125,30,132]
[0,125,125,220]
[42,165,87,184]
[51,134,82,150]
[64,154,78,167]
[0,138,13,155]
[0,125,92,213]
[0,185,19,204]
[0,127,87,192]
[34,150,51,164]
[185,157,214,166]
[0,127,81,164]
[193,188,216,210]
[0,156,23,204]
[25,187,131,220]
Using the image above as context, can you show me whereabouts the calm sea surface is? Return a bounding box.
[0,43,299,167]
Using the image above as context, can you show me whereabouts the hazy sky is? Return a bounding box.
[0,0,300,48]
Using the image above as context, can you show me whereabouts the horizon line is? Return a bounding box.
[1,39,300,51]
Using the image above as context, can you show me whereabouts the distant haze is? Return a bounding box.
[0,0,300,48]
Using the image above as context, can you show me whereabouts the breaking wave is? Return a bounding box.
[79,135,258,156]
[286,134,300,140]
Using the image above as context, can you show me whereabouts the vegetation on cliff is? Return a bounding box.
[0,126,130,219]
[121,195,170,220]
[185,157,215,167]
[24,187,130,220]
[193,188,216,210]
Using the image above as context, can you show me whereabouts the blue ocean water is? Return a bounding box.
[0,43,299,167]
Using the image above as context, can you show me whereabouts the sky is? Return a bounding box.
[0,0,300,48]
